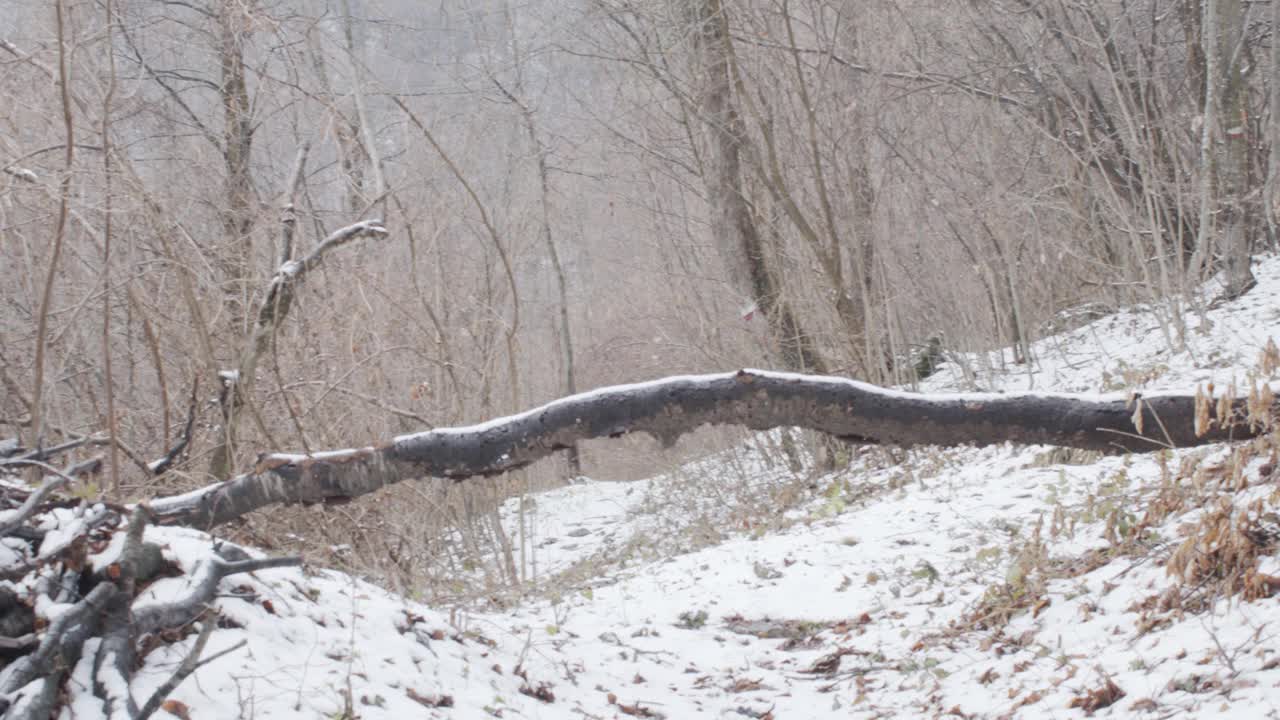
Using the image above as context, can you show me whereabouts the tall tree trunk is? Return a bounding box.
[531,137,581,476]
[218,0,255,303]
[1206,0,1257,298]
[340,0,385,214]
[692,0,826,374]
[28,0,76,461]
[1266,0,1280,248]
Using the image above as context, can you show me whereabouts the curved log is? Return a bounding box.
[150,369,1262,529]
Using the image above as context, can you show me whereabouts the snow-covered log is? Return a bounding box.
[151,369,1264,529]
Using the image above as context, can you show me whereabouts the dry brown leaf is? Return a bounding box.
[1195,384,1211,437]
[161,700,192,720]
[1129,697,1159,712]
[728,677,764,693]
[1032,597,1051,618]
[1068,676,1125,714]
[405,688,453,708]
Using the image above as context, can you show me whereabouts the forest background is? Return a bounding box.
[2,0,1276,598]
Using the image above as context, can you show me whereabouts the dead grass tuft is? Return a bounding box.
[1167,497,1280,602]
[1068,675,1125,714]
[964,516,1049,631]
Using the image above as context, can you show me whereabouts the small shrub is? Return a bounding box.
[676,609,708,629]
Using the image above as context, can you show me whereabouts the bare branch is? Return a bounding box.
[135,618,219,720]
[0,470,70,537]
[132,555,302,634]
[148,382,199,476]
[13,435,98,463]
[0,582,118,695]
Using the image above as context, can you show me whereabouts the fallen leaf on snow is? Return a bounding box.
[406,688,454,708]
[1068,677,1125,714]
[161,700,191,720]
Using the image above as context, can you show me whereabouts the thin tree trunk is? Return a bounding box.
[1266,0,1280,248]
[340,0,385,214]
[218,0,255,306]
[491,78,582,477]
[102,0,120,492]
[29,0,76,459]
[207,218,387,480]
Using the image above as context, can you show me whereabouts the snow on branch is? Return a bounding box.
[132,554,302,634]
[150,369,1267,530]
[271,219,387,284]
[0,470,69,538]
[2,166,37,183]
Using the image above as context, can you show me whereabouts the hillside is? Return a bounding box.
[7,259,1280,719]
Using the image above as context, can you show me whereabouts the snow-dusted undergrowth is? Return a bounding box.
[8,259,1280,719]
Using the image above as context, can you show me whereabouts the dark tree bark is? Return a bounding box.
[151,369,1260,530]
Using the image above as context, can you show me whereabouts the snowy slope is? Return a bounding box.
[24,257,1280,719]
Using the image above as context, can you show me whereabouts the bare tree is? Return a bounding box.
[691,0,828,375]
[1200,0,1257,298]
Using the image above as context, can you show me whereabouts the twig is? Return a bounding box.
[63,455,103,479]
[18,426,154,477]
[14,435,97,462]
[193,637,247,669]
[135,618,221,720]
[148,381,199,476]
[282,381,432,425]
[1097,427,1175,451]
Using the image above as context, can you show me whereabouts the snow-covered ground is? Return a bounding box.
[15,258,1280,719]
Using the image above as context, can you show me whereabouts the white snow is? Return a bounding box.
[2,167,37,183]
[262,447,377,464]
[26,258,1280,718]
[37,505,105,560]
[277,259,303,278]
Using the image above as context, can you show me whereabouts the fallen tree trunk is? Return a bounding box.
[151,369,1263,529]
